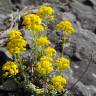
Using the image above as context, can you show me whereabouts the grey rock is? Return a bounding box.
[65,21,96,96]
[0,48,12,60]
[0,79,18,91]
[53,10,96,95]
[0,0,96,95]
[0,0,35,15]
[75,0,86,3]
[70,0,96,32]
[0,0,13,15]
[90,0,96,5]
[71,80,96,96]
[0,49,12,67]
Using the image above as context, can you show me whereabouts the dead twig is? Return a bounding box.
[63,50,94,95]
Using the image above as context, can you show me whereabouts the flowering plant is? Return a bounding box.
[1,5,75,96]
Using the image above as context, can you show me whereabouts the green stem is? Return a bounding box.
[44,17,49,36]
[62,42,64,57]
[18,54,27,81]
[62,36,66,57]
[30,30,39,73]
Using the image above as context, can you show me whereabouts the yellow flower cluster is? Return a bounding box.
[37,5,54,21]
[1,4,75,95]
[35,36,51,46]
[56,57,70,71]
[2,61,19,77]
[22,14,44,32]
[7,29,27,55]
[56,20,75,35]
[44,47,56,56]
[51,75,67,92]
[36,60,53,74]
[8,29,22,40]
[40,56,53,62]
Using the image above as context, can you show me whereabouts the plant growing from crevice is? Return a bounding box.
[0,4,84,96]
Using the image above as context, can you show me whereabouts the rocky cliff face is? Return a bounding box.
[0,0,96,96]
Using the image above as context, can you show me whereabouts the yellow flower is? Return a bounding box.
[36,61,53,74]
[3,72,9,77]
[56,20,75,35]
[35,88,43,94]
[32,24,44,32]
[8,29,22,40]
[51,75,67,92]
[35,36,51,46]
[22,13,44,32]
[7,30,27,55]
[56,57,70,71]
[23,13,41,25]
[40,56,53,62]
[48,85,55,90]
[7,38,27,55]
[44,47,56,56]
[50,15,55,21]
[2,61,19,77]
[37,5,54,21]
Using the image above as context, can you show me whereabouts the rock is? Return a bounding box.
[65,20,96,95]
[0,49,12,84]
[90,0,96,6]
[0,79,25,96]
[70,80,96,96]
[0,92,8,96]
[0,0,13,15]
[0,0,96,95]
[0,0,29,15]
[69,0,96,32]
[0,49,12,66]
[53,10,96,95]
[0,79,18,92]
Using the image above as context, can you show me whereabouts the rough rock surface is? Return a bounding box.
[0,0,96,96]
[53,10,96,96]
[66,22,96,96]
[70,0,96,33]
